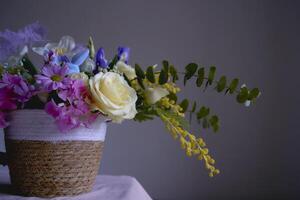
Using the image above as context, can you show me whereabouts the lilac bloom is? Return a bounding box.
[0,87,17,110]
[45,99,98,132]
[95,48,108,69]
[1,73,35,103]
[35,64,69,91]
[58,79,88,102]
[0,22,46,66]
[117,47,130,63]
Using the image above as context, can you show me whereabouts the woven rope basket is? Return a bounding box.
[2,110,107,197]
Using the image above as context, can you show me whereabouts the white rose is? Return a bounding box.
[144,87,169,104]
[89,72,138,122]
[114,61,136,80]
[70,72,89,85]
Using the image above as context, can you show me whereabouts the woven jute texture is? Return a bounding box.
[5,139,104,197]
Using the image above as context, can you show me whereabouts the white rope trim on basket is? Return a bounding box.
[5,110,107,141]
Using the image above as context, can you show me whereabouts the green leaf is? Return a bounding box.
[197,106,210,119]
[168,93,177,103]
[236,87,249,103]
[87,36,95,59]
[229,78,239,94]
[169,65,179,82]
[108,55,118,69]
[248,88,260,100]
[208,66,216,85]
[123,74,132,87]
[159,69,168,85]
[184,63,198,85]
[202,118,210,129]
[192,101,197,112]
[146,66,155,83]
[180,99,189,113]
[209,115,219,132]
[162,60,169,72]
[21,55,37,75]
[135,64,145,79]
[216,76,227,92]
[196,67,205,87]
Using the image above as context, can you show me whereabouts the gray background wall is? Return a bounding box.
[0,0,299,199]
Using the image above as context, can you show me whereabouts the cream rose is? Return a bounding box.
[89,72,138,122]
[114,61,136,80]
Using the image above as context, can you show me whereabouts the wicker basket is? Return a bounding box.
[1,110,107,197]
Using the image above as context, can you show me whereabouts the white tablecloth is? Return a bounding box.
[0,167,152,200]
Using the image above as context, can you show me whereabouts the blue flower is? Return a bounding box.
[67,49,89,74]
[117,47,130,63]
[95,48,108,68]
[0,22,47,66]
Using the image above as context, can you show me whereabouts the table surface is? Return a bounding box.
[0,167,152,200]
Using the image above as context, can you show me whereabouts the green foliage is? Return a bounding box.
[236,87,249,103]
[216,76,227,92]
[170,65,179,82]
[228,78,239,94]
[134,109,156,122]
[248,88,260,100]
[21,55,37,75]
[184,63,198,85]
[197,106,210,119]
[159,68,168,85]
[135,64,145,89]
[156,107,190,130]
[162,60,169,72]
[146,66,155,83]
[196,67,205,87]
[168,92,178,103]
[191,101,197,112]
[180,99,189,113]
[87,36,95,59]
[196,106,220,132]
[108,55,118,69]
[207,66,216,85]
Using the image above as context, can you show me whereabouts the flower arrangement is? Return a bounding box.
[0,22,261,177]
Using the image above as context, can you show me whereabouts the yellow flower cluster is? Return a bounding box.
[159,97,184,117]
[158,110,220,177]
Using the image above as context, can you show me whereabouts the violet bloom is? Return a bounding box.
[117,47,130,63]
[45,100,98,132]
[35,64,69,91]
[0,87,17,110]
[58,79,88,102]
[96,48,108,69]
[0,22,47,66]
[1,73,35,103]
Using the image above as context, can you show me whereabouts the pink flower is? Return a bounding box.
[45,100,98,132]
[35,64,69,91]
[1,73,35,103]
[0,87,17,110]
[58,79,88,102]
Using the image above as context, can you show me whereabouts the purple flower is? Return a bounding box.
[95,48,108,69]
[58,79,88,102]
[117,47,130,63]
[0,87,17,110]
[35,64,69,91]
[0,22,47,65]
[45,100,98,132]
[1,73,35,103]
